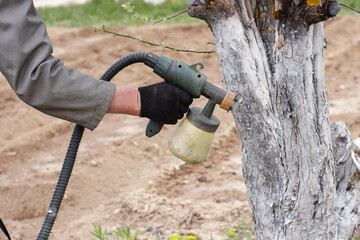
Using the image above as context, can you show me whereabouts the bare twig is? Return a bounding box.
[339,3,360,14]
[152,9,188,24]
[93,26,216,54]
[122,2,188,25]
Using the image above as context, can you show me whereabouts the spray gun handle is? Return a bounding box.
[146,120,164,138]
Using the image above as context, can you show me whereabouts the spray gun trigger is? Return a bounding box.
[189,62,204,72]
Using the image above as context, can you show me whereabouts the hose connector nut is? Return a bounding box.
[220,92,236,111]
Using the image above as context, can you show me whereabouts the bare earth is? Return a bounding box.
[0,17,359,240]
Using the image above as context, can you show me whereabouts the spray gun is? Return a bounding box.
[36,52,235,240]
[143,53,236,164]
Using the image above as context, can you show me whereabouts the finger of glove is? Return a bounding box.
[176,112,184,120]
[178,90,193,106]
[179,104,189,114]
[166,118,178,125]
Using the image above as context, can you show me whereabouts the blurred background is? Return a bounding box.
[34,0,167,7]
[33,0,360,28]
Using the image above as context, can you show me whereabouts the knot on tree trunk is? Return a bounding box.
[278,0,341,27]
[304,1,340,25]
[187,0,235,24]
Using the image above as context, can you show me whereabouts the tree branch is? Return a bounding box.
[339,3,360,14]
[152,9,188,24]
[121,1,189,25]
[93,26,216,54]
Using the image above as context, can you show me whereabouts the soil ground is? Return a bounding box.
[0,16,359,240]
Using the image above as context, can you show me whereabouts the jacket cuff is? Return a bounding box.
[85,81,116,130]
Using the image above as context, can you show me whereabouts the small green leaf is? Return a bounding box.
[160,41,166,51]
[134,229,140,239]
[114,228,125,238]
[146,39,152,47]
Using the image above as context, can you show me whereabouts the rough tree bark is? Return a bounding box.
[188,0,360,239]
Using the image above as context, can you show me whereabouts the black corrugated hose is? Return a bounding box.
[36,52,158,240]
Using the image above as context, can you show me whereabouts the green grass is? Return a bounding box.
[87,224,142,240]
[338,0,360,15]
[38,0,359,28]
[37,0,200,28]
[86,223,360,240]
[83,223,257,240]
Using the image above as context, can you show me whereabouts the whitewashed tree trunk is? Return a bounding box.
[189,0,360,239]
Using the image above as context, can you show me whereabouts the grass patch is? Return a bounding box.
[85,224,143,240]
[83,223,256,240]
[38,0,359,28]
[37,0,200,28]
[38,0,360,27]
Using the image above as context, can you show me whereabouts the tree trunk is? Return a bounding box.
[188,0,360,239]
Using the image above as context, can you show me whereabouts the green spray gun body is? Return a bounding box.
[144,53,235,137]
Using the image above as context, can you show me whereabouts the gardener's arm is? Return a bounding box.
[0,0,192,130]
[0,0,116,130]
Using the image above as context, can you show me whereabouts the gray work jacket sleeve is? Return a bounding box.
[0,0,116,130]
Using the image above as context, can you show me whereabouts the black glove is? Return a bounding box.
[138,82,193,124]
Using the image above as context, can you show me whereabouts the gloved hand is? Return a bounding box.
[138,82,193,124]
